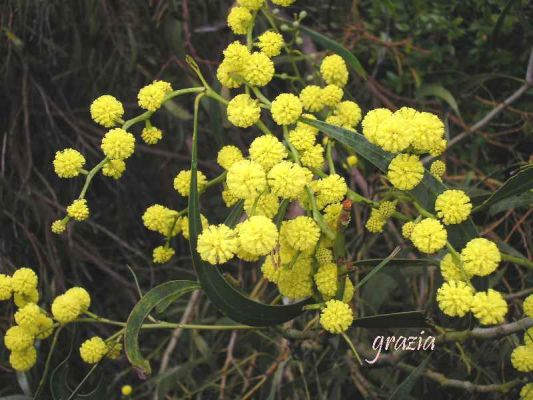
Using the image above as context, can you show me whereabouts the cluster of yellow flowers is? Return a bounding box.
[510,295,533,383]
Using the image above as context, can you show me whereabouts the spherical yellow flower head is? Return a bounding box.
[375,114,411,153]
[142,204,179,236]
[121,385,134,396]
[14,303,42,333]
[332,101,362,128]
[261,255,281,283]
[0,273,12,300]
[524,295,533,318]
[65,287,91,313]
[11,268,37,296]
[227,160,267,199]
[271,0,296,6]
[227,94,261,128]
[9,346,37,372]
[346,154,358,167]
[180,215,208,240]
[249,135,288,171]
[378,201,397,219]
[320,299,353,334]
[222,187,239,207]
[101,128,135,160]
[80,336,107,364]
[35,315,54,339]
[244,192,279,218]
[173,169,208,197]
[430,160,446,181]
[217,61,244,89]
[521,384,533,400]
[227,6,252,35]
[401,221,416,239]
[237,0,264,10]
[361,108,392,145]
[429,138,447,157]
[102,159,126,179]
[387,154,424,191]
[435,190,472,225]
[297,114,319,134]
[90,95,124,127]
[440,253,470,282]
[137,80,172,112]
[280,216,320,252]
[52,294,81,323]
[299,85,325,112]
[237,216,278,256]
[271,93,303,125]
[410,112,445,154]
[67,199,89,221]
[410,218,447,254]
[321,84,343,107]
[315,247,333,265]
[324,203,343,231]
[365,209,386,233]
[153,246,175,264]
[277,257,313,299]
[300,143,325,170]
[470,289,508,325]
[342,277,355,303]
[314,262,338,298]
[141,126,163,145]
[217,145,244,170]
[217,42,251,88]
[53,149,86,178]
[4,326,34,351]
[436,280,474,317]
[244,52,274,87]
[511,345,533,372]
[288,126,316,152]
[13,288,39,308]
[393,106,418,120]
[460,238,500,277]
[325,115,344,129]
[320,55,349,88]
[51,220,66,234]
[105,341,123,360]
[311,174,348,210]
[235,244,261,262]
[257,30,284,57]
[267,161,310,200]
[197,224,238,265]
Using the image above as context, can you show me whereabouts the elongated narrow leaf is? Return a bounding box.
[353,311,429,328]
[188,103,310,327]
[474,165,533,212]
[124,280,200,377]
[298,24,367,79]
[305,119,478,249]
[416,83,460,116]
[389,354,432,400]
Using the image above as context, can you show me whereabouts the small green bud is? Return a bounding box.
[280,24,290,31]
[295,36,303,45]
[292,21,300,28]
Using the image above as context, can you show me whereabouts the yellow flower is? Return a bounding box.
[315,247,333,265]
[436,280,474,317]
[365,209,386,233]
[297,114,319,135]
[300,143,325,170]
[9,346,37,372]
[217,61,243,89]
[173,169,208,197]
[34,315,54,339]
[430,160,446,181]
[320,55,349,87]
[153,246,175,264]
[137,80,172,111]
[227,160,267,199]
[90,95,124,127]
[375,114,411,153]
[521,384,533,400]
[53,149,86,178]
[430,138,447,157]
[180,215,208,240]
[332,101,362,128]
[401,221,416,239]
[299,85,325,112]
[257,30,283,57]
[378,201,396,219]
[121,385,134,396]
[524,295,533,318]
[244,192,279,218]
[14,304,43,333]
[314,262,338,298]
[267,161,310,200]
[435,190,472,225]
[235,244,261,262]
[14,288,39,308]
[470,289,507,325]
[237,0,264,9]
[460,238,500,277]
[320,299,353,334]
[346,155,358,167]
[237,216,279,256]
[321,84,343,107]
[280,216,320,252]
[387,154,424,191]
[511,345,533,372]
[197,224,238,265]
[65,287,91,312]
[51,220,66,234]
[101,128,135,160]
[102,159,126,179]
[52,294,81,323]
[261,255,281,283]
[0,274,13,300]
[227,6,252,35]
[67,199,89,221]
[249,135,288,171]
[222,187,239,207]
[410,112,445,154]
[80,336,107,364]
[410,218,447,254]
[288,126,316,152]
[106,341,122,360]
[361,108,392,145]
[324,203,343,231]
[227,94,261,128]
[11,268,37,296]
[271,93,302,125]
[4,326,34,351]
[277,256,313,299]
[342,277,355,303]
[310,174,348,210]
[271,0,295,6]
[439,253,470,282]
[141,126,163,145]
[524,327,533,347]
[217,145,244,170]
[142,204,180,236]
[223,41,251,68]
[243,52,274,87]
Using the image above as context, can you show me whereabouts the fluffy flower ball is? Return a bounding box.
[333,101,362,128]
[460,238,501,277]
[362,108,392,145]
[227,160,267,199]
[261,256,280,283]
[267,161,310,200]
[0,274,12,300]
[101,128,135,160]
[217,145,244,170]
[141,126,163,145]
[440,253,470,282]
[257,30,284,57]
[300,143,324,170]
[430,160,446,180]
[237,216,278,256]
[9,346,37,372]
[14,304,43,333]
[277,257,313,299]
[143,204,179,236]
[90,95,124,127]
[11,268,38,296]
[436,280,474,317]
[314,262,338,298]
[401,221,416,239]
[321,84,343,107]
[197,224,238,265]
[376,115,411,153]
[80,337,108,364]
[299,85,324,112]
[511,345,533,372]
[521,384,533,400]
[138,80,172,111]
[524,295,533,318]
[311,174,348,210]
[153,246,175,264]
[65,287,91,313]
[102,159,126,179]
[387,154,424,191]
[237,0,264,10]
[410,218,447,254]
[52,294,81,323]
[53,149,86,178]
[435,190,472,225]
[67,199,89,221]
[281,216,320,252]
[288,126,316,152]
[271,93,303,125]
[244,52,274,87]
[227,94,261,128]
[470,289,508,325]
[320,300,353,334]
[173,169,207,197]
[249,135,288,170]
[227,6,252,35]
[320,55,349,87]
[4,325,34,351]
[243,192,279,218]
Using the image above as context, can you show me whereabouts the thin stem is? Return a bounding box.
[326,140,335,174]
[78,157,108,199]
[501,252,533,270]
[34,327,63,399]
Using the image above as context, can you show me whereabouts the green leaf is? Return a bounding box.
[353,311,429,328]
[298,24,367,79]
[474,165,533,212]
[124,280,200,377]
[416,83,460,116]
[354,247,400,291]
[304,119,478,249]
[352,258,437,268]
[489,191,533,215]
[389,354,432,399]
[0,396,32,400]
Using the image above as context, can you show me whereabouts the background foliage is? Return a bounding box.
[1,0,532,398]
